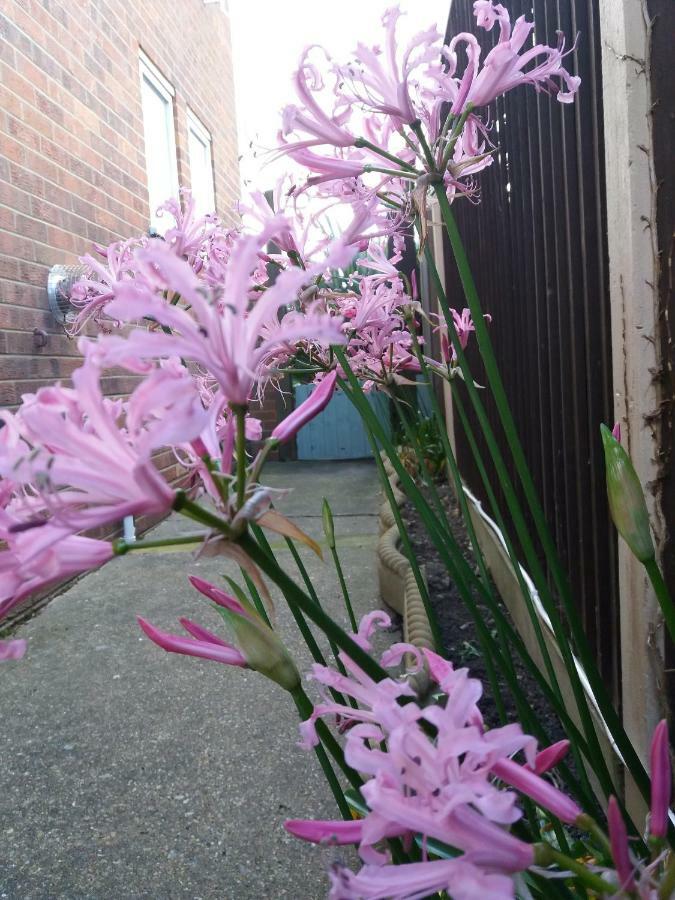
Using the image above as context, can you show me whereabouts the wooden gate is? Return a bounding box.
[294,384,391,460]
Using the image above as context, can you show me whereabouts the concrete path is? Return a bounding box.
[0,461,396,900]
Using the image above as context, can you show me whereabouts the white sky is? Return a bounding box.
[229,0,450,191]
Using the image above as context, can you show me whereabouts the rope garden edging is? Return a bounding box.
[376,452,434,652]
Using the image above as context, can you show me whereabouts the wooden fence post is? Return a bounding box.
[599,0,665,813]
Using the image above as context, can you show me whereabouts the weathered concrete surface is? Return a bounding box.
[0,461,395,899]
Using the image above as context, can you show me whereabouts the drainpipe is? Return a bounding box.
[123,515,136,543]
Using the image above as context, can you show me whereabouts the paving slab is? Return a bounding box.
[0,461,397,900]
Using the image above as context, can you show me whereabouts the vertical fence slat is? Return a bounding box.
[442,0,619,697]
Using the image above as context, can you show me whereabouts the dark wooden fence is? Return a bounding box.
[441,0,620,697]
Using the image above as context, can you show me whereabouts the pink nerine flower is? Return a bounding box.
[334,8,441,124]
[607,796,636,893]
[491,757,582,825]
[328,857,516,900]
[1,355,207,533]
[0,522,113,622]
[90,221,350,406]
[450,2,581,112]
[0,639,27,662]
[287,615,549,894]
[137,616,248,668]
[531,739,570,775]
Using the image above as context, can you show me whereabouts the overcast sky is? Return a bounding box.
[228,0,450,190]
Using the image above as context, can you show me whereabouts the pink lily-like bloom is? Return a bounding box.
[70,236,145,334]
[450,1,580,113]
[0,521,113,621]
[288,615,549,894]
[1,355,207,534]
[271,370,338,444]
[0,639,27,662]
[649,718,671,839]
[90,221,350,407]
[156,189,220,260]
[280,47,356,152]
[328,857,516,900]
[286,148,367,189]
[334,8,441,124]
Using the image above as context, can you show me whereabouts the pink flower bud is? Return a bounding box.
[612,421,621,443]
[491,757,582,824]
[440,333,452,364]
[137,616,247,667]
[532,740,570,775]
[284,819,364,844]
[271,371,338,444]
[608,796,636,891]
[188,575,250,618]
[649,719,671,839]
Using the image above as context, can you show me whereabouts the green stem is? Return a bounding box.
[112,534,204,555]
[330,545,358,633]
[422,219,640,806]
[237,533,389,684]
[389,388,508,721]
[363,165,419,180]
[335,361,599,812]
[233,404,247,510]
[249,525,350,708]
[354,137,418,172]
[367,416,443,651]
[283,536,352,683]
[440,105,474,170]
[658,855,675,899]
[173,491,233,535]
[644,557,675,645]
[534,844,613,894]
[290,686,351,820]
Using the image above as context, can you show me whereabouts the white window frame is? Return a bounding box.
[138,50,179,232]
[187,108,216,217]
[203,0,229,14]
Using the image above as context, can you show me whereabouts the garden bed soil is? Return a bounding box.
[400,481,566,742]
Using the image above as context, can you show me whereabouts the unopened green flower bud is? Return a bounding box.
[322,498,336,550]
[600,424,654,563]
[230,611,301,692]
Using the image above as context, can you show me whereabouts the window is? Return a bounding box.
[139,51,179,233]
[187,110,216,217]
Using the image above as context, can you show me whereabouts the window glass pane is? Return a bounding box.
[188,116,216,217]
[140,64,178,232]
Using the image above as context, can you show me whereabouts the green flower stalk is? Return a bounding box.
[322,498,336,550]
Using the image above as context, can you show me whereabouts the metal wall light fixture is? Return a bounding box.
[47,264,89,326]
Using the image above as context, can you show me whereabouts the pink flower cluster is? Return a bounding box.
[286,612,582,899]
[278,1,580,209]
[0,197,356,631]
[287,614,674,899]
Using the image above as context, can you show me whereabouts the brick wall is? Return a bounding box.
[0,0,239,404]
[0,0,240,606]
